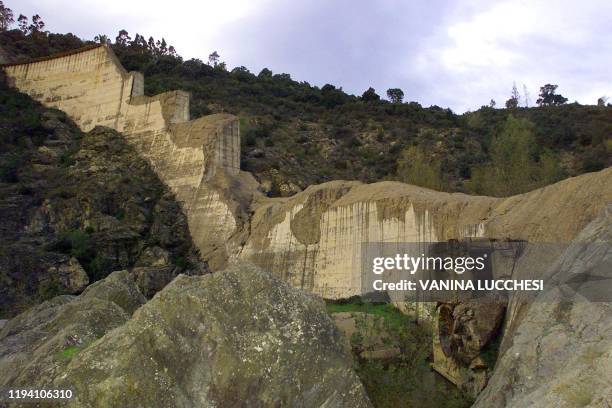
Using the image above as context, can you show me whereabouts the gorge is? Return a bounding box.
[1,43,610,407]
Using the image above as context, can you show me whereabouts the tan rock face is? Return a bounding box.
[237,168,612,299]
[2,45,252,268]
[54,257,89,294]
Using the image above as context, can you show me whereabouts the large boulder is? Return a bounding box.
[1,264,370,407]
[475,206,612,407]
[55,263,370,407]
[0,270,145,390]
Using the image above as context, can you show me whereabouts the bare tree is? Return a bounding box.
[511,82,520,103]
[523,84,530,108]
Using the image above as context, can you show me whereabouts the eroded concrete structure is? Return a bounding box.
[235,168,612,394]
[3,44,255,267]
[237,169,611,298]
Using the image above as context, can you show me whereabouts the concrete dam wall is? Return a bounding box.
[2,44,254,267]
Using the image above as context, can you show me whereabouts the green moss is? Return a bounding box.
[326,302,408,327]
[56,334,104,361]
[55,345,81,360]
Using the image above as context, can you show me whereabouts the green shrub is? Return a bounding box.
[38,279,67,301]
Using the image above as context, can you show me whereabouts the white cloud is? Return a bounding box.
[409,0,612,111]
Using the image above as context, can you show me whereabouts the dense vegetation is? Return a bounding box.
[1,8,610,198]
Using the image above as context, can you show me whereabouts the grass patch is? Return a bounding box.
[327,298,473,407]
[55,345,81,360]
[327,302,409,328]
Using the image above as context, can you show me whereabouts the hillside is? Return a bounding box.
[1,25,610,197]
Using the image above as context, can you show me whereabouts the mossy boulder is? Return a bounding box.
[0,264,370,407]
[0,269,145,391]
[54,263,370,407]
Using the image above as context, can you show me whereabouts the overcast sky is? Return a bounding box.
[11,0,612,112]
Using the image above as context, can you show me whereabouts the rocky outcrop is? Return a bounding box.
[432,300,506,397]
[0,264,371,407]
[474,205,612,407]
[0,270,143,391]
[235,168,611,402]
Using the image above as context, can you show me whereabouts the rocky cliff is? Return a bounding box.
[474,205,612,407]
[2,45,611,407]
[234,167,611,402]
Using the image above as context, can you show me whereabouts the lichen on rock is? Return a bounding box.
[0,264,371,407]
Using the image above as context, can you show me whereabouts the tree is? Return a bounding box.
[321,84,346,108]
[536,84,568,106]
[208,51,220,67]
[386,88,404,104]
[29,14,45,33]
[597,96,608,107]
[489,99,496,108]
[94,34,110,44]
[511,82,520,102]
[362,87,380,102]
[258,68,272,78]
[505,82,520,109]
[115,29,131,46]
[505,97,518,109]
[396,146,444,190]
[469,115,563,196]
[0,1,14,31]
[522,84,530,107]
[17,14,27,34]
